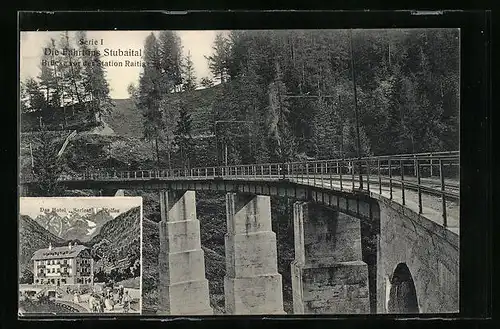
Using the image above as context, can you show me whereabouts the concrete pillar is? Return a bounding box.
[157,190,213,315]
[224,193,285,314]
[291,202,370,314]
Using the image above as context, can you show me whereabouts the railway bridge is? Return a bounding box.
[20,151,460,315]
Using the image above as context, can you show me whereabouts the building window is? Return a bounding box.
[35,279,39,284]
[51,268,55,273]
[61,279,66,284]
[63,259,67,264]
[57,268,60,273]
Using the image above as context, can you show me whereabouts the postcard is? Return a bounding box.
[19,28,459,316]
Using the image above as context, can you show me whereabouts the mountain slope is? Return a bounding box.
[87,206,141,280]
[19,215,65,278]
[105,85,220,139]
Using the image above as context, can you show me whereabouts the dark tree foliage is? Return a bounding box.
[22,78,48,112]
[31,129,64,196]
[182,52,197,92]
[207,29,459,164]
[173,103,195,169]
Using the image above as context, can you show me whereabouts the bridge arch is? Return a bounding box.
[387,263,419,314]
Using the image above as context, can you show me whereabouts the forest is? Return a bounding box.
[20,31,113,131]
[131,29,459,170]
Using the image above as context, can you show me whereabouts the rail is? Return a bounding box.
[26,152,459,228]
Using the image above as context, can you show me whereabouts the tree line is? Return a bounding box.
[128,31,199,170]
[20,31,114,124]
[203,29,459,164]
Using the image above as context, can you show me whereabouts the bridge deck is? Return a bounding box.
[51,173,459,235]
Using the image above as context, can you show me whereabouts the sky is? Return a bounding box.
[20,30,222,99]
[19,197,142,219]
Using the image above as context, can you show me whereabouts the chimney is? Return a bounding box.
[68,241,72,250]
[48,242,52,250]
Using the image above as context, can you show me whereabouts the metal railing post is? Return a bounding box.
[430,157,433,177]
[400,159,405,206]
[366,160,370,192]
[417,159,422,214]
[314,163,317,186]
[440,159,447,227]
[389,159,393,199]
[329,161,333,190]
[339,161,343,191]
[306,163,309,185]
[351,160,355,190]
[378,159,382,194]
[413,155,417,177]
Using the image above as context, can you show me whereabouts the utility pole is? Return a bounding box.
[338,94,344,159]
[225,143,228,167]
[214,120,253,167]
[350,29,363,189]
[29,142,34,174]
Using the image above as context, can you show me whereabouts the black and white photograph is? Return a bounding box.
[18,197,142,315]
[19,28,459,315]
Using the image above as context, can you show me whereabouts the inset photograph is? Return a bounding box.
[18,197,142,316]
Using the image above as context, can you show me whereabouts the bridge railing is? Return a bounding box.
[59,152,459,228]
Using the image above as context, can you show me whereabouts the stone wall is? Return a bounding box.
[376,198,459,313]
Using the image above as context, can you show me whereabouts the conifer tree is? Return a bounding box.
[32,129,64,196]
[23,78,47,111]
[200,77,214,88]
[173,103,195,169]
[77,31,114,121]
[158,31,183,93]
[205,32,231,83]
[38,39,61,108]
[182,52,197,91]
[267,61,295,162]
[137,33,164,167]
[59,31,84,105]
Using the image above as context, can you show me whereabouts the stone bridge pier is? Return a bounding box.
[157,190,213,315]
[224,193,285,314]
[291,201,370,314]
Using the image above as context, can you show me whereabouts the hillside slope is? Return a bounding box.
[87,206,141,281]
[19,215,65,280]
[105,86,220,139]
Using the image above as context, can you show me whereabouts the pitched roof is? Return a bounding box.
[31,245,89,261]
